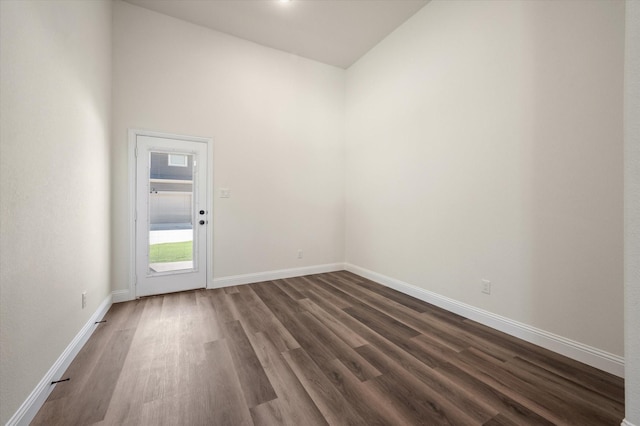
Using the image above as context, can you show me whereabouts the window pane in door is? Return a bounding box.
[148,151,194,274]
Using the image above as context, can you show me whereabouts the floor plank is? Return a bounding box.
[281,347,367,425]
[222,320,278,408]
[357,343,492,425]
[248,331,328,426]
[201,339,254,425]
[249,399,285,426]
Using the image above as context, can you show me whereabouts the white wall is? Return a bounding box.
[0,1,112,423]
[625,0,640,423]
[112,1,345,294]
[345,0,625,356]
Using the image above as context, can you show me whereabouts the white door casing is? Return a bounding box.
[130,130,212,298]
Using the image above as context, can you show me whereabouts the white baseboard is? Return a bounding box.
[112,264,346,301]
[622,420,637,426]
[6,295,113,426]
[211,263,346,288]
[112,289,132,303]
[345,263,625,378]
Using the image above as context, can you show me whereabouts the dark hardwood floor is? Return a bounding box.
[32,271,625,425]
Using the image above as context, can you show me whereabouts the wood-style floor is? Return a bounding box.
[32,271,625,425]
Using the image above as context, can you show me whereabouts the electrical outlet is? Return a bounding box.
[481,279,491,295]
[82,292,87,309]
[297,250,303,259]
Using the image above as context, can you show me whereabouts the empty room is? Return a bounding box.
[1,0,639,425]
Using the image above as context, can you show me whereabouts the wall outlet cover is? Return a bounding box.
[481,279,491,295]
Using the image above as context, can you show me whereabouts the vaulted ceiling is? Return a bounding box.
[123,0,429,68]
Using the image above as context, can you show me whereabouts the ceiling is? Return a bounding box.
[122,0,429,69]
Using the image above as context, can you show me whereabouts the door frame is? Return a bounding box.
[128,129,214,300]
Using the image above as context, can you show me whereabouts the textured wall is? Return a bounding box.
[0,1,112,423]
[625,1,640,423]
[112,1,345,293]
[345,0,624,356]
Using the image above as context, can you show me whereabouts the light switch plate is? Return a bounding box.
[481,279,491,295]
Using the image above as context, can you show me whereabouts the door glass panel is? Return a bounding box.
[148,151,194,274]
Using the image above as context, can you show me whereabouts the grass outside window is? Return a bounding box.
[149,241,192,263]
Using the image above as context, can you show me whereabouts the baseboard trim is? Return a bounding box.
[211,263,346,288]
[6,294,113,426]
[112,289,132,303]
[622,420,638,426]
[113,264,347,300]
[344,263,624,378]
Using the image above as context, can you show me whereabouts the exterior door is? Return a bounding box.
[135,134,208,297]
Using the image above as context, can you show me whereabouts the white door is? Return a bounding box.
[135,134,209,297]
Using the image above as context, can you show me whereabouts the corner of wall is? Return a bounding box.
[5,296,112,426]
[345,263,625,378]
